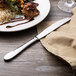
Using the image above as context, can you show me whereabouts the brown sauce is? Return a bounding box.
[6,18,34,28]
[0,18,24,25]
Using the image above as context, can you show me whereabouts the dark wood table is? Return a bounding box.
[0,0,74,76]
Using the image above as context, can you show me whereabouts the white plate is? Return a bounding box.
[0,0,51,32]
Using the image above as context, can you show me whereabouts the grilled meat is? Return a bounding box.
[22,2,39,20]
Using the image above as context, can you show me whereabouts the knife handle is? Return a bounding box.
[4,37,39,61]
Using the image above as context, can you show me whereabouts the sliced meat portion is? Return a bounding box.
[0,0,6,8]
[21,2,39,20]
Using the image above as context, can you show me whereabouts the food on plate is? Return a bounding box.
[0,0,39,24]
[0,0,6,8]
[22,2,39,20]
[0,2,16,23]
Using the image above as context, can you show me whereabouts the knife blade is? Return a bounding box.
[4,17,71,60]
[37,17,71,39]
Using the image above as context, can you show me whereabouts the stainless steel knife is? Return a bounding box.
[4,17,71,60]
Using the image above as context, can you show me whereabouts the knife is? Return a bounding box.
[4,17,71,60]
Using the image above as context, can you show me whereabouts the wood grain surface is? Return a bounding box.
[0,0,74,76]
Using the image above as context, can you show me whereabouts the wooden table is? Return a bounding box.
[0,0,74,76]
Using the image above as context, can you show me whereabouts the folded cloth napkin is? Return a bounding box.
[37,7,76,70]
